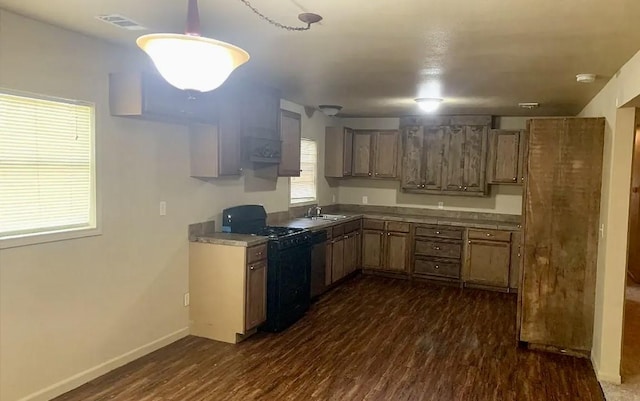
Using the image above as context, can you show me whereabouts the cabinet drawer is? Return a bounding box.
[247,244,267,264]
[415,225,463,240]
[415,239,461,259]
[344,219,362,234]
[385,221,411,233]
[332,224,345,237]
[363,219,385,230]
[468,229,511,242]
[325,228,333,240]
[414,258,460,278]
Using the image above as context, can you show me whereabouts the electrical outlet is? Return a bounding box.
[332,194,336,203]
[438,201,444,209]
[159,201,167,216]
[599,224,605,239]
[183,292,190,307]
[362,196,368,204]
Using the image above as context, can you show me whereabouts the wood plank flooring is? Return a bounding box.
[54,275,603,401]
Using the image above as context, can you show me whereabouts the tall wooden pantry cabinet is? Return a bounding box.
[518,117,605,355]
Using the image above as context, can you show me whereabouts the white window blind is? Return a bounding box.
[290,138,317,204]
[0,90,96,239]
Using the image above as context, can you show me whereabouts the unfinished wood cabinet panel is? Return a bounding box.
[362,230,384,269]
[245,260,267,331]
[489,130,521,184]
[325,127,353,178]
[332,236,345,282]
[278,110,301,177]
[510,230,522,290]
[464,239,511,288]
[463,126,488,193]
[401,126,425,189]
[443,126,465,191]
[385,232,410,272]
[353,131,373,177]
[518,130,529,184]
[519,117,605,353]
[424,126,445,190]
[373,130,399,178]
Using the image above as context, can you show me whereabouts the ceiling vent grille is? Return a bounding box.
[96,14,146,31]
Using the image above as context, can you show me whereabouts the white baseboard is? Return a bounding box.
[592,354,622,385]
[17,327,189,401]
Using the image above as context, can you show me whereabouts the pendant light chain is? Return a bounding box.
[237,0,312,31]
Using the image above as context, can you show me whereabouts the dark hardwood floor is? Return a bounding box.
[54,275,603,401]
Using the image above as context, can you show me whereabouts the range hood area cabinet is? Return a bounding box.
[277,110,302,177]
[109,72,218,123]
[518,117,605,355]
[400,117,490,196]
[487,129,528,185]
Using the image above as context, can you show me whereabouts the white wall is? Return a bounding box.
[579,48,640,384]
[336,117,524,215]
[0,10,332,401]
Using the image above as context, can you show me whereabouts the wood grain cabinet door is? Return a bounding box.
[325,240,333,286]
[344,234,357,275]
[344,128,354,176]
[245,260,267,331]
[510,231,522,289]
[362,230,385,269]
[443,126,465,191]
[424,126,445,190]
[278,110,301,176]
[353,131,373,177]
[464,240,510,288]
[463,126,488,193]
[373,130,399,178]
[332,237,345,282]
[217,93,243,176]
[385,232,409,272]
[489,130,520,184]
[401,126,425,189]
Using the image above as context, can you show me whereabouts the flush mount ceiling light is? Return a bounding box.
[318,105,343,116]
[518,102,540,109]
[415,98,443,113]
[137,0,322,92]
[576,73,597,83]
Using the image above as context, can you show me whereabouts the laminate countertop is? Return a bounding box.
[190,233,269,247]
[282,213,521,232]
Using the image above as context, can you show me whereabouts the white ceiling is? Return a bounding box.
[1,0,639,117]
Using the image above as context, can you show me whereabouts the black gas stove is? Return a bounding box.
[222,205,312,332]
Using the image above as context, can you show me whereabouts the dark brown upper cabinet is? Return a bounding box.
[278,110,302,177]
[325,127,354,178]
[351,130,399,179]
[487,129,527,185]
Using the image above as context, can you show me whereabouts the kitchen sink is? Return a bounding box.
[305,214,347,221]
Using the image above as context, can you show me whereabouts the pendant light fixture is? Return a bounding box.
[137,0,250,92]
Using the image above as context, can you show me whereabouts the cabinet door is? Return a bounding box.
[325,240,333,286]
[278,110,302,176]
[373,131,399,178]
[344,128,354,176]
[424,126,445,190]
[510,231,522,289]
[217,90,243,176]
[344,234,357,275]
[401,126,424,189]
[332,238,345,282]
[362,230,385,269]
[242,85,280,138]
[463,126,488,193]
[465,240,510,288]
[517,130,528,184]
[353,131,373,177]
[385,232,409,272]
[489,130,520,184]
[443,126,465,191]
[245,260,267,331]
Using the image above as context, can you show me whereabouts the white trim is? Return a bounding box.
[592,353,622,384]
[0,226,102,249]
[16,327,189,401]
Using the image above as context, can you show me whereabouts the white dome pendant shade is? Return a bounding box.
[136,0,250,92]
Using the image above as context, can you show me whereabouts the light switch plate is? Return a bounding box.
[362,196,368,204]
[438,201,444,209]
[159,201,167,216]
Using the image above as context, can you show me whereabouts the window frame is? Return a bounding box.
[289,138,318,206]
[0,88,101,249]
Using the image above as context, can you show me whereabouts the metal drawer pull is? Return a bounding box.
[344,235,348,239]
[435,231,441,235]
[249,265,255,270]
[433,246,441,250]
[387,233,391,236]
[512,177,517,182]
[486,233,493,237]
[434,265,440,269]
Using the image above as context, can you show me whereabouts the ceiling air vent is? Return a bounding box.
[96,14,146,31]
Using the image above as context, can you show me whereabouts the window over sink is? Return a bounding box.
[0,90,98,247]
[290,138,317,205]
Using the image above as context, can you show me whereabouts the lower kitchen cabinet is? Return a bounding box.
[331,235,345,282]
[189,242,268,343]
[362,229,385,269]
[413,224,464,282]
[510,230,522,290]
[385,232,410,272]
[464,229,511,290]
[362,220,411,273]
[326,220,362,284]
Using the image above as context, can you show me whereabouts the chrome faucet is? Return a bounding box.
[306,206,322,217]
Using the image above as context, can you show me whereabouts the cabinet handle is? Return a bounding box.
[435,231,441,235]
[433,246,440,250]
[344,235,348,239]
[256,251,263,256]
[249,265,255,270]
[434,265,440,269]
[355,232,360,236]
[458,185,462,190]
[380,232,384,236]
[368,172,372,176]
[486,233,493,237]
[387,233,391,236]
[468,240,472,244]
[375,173,379,176]
[512,177,517,182]
[463,186,468,191]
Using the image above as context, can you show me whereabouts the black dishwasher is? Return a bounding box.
[310,230,327,299]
